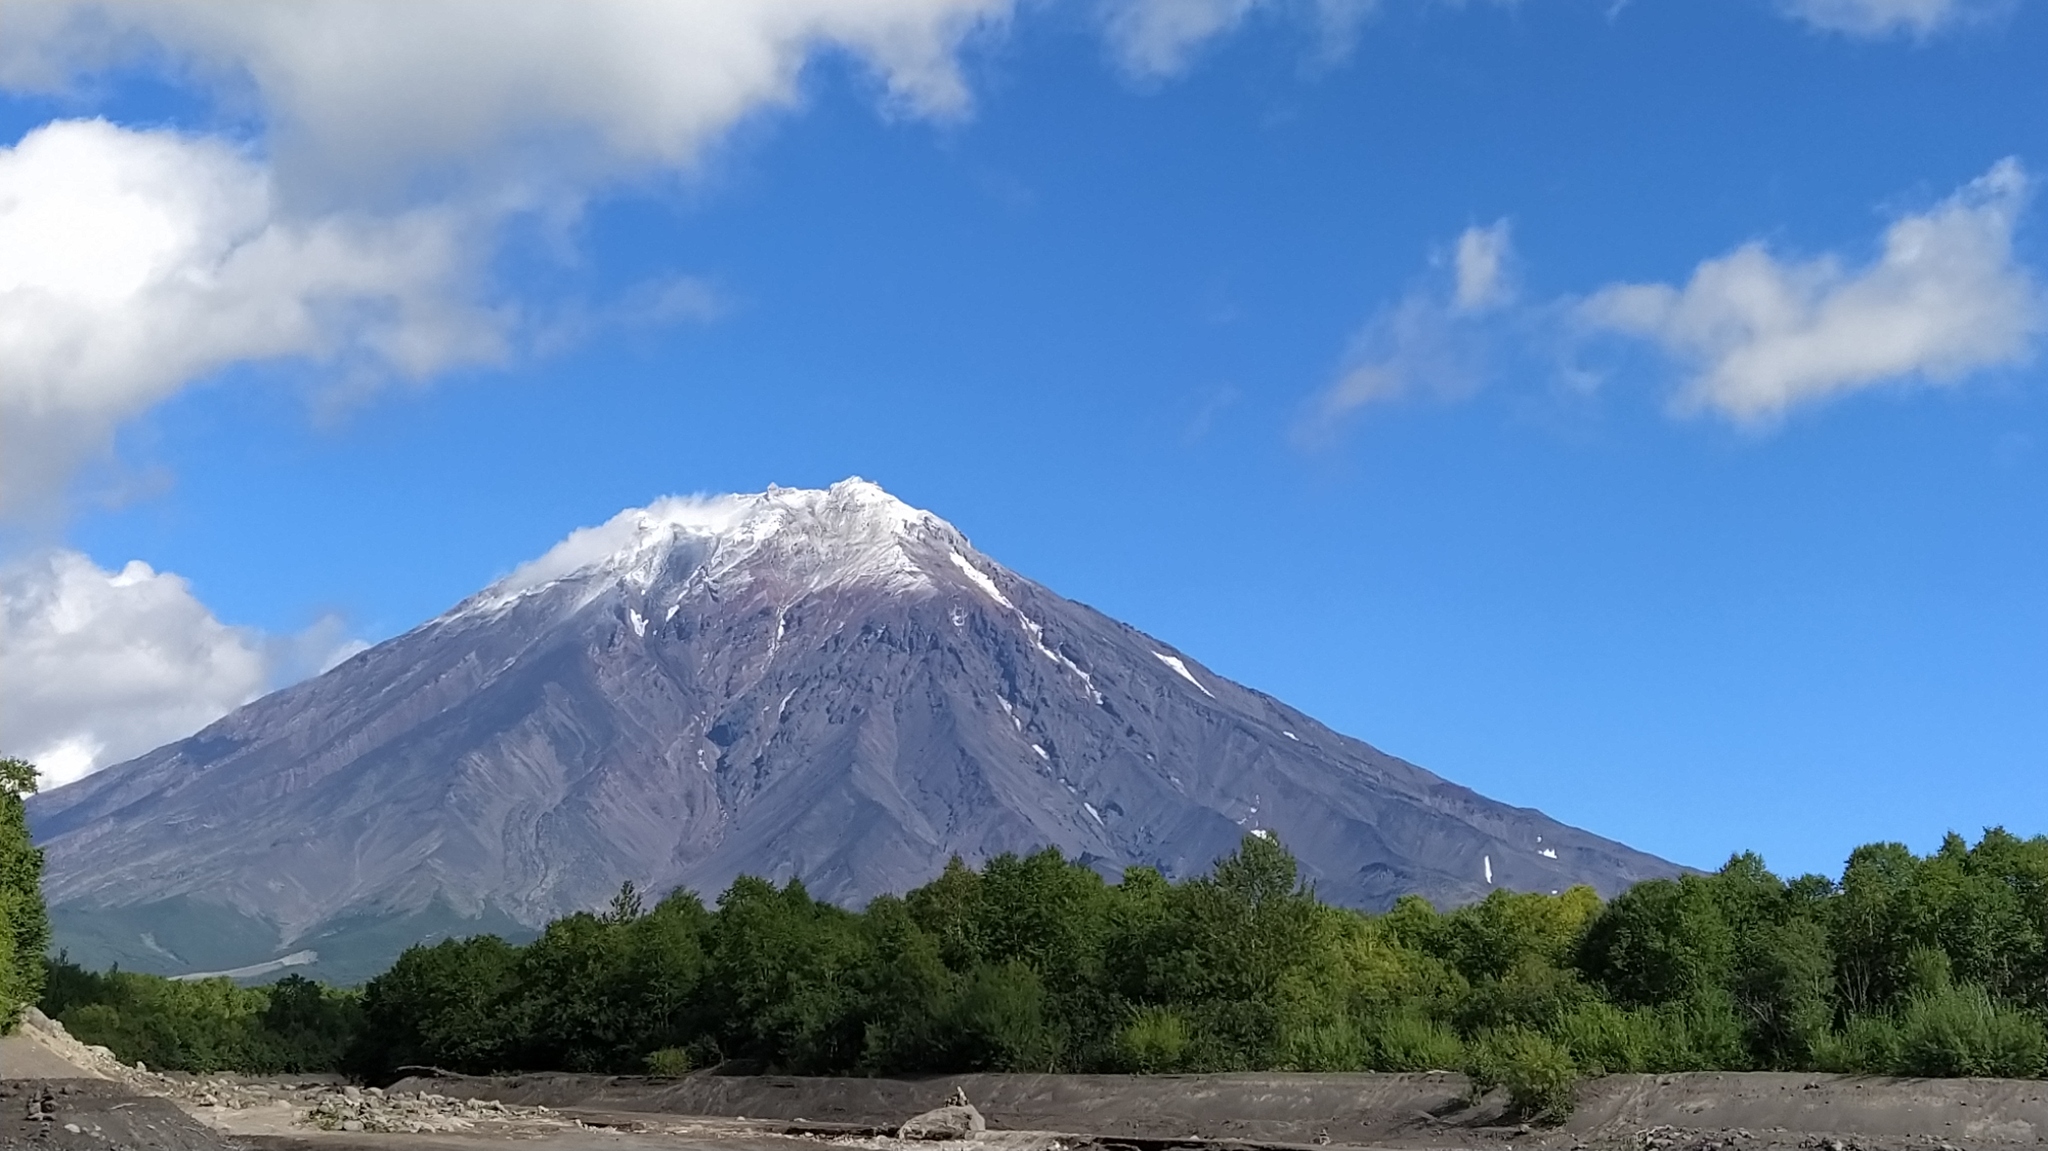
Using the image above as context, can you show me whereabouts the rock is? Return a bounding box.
[341,1119,364,1132]
[900,1104,987,1140]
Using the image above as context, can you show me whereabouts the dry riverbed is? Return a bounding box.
[5,1009,2043,1151]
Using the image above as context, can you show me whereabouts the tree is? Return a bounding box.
[856,895,955,1071]
[0,757,49,1031]
[260,974,363,1073]
[506,890,708,1072]
[345,935,523,1080]
[1147,834,1322,1068]
[702,877,869,1071]
[1575,876,1734,1010]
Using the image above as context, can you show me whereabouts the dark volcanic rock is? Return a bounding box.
[0,1081,229,1151]
[32,478,1679,977]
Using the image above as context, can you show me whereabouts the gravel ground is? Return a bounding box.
[8,1010,2045,1151]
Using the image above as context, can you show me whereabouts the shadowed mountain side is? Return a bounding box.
[30,479,1679,980]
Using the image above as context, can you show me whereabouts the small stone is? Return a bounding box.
[64,1124,82,1134]
[341,1119,364,1132]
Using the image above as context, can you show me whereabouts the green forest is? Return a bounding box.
[23,818,2048,1116]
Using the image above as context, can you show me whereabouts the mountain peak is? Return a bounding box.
[31,477,1682,982]
[456,478,960,618]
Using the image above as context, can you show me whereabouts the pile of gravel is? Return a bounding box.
[301,1085,547,1134]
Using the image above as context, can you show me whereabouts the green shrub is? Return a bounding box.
[1664,994,1751,1072]
[1368,1012,1464,1072]
[1117,1006,1192,1072]
[644,1047,693,1076]
[1557,1000,1660,1074]
[1279,1014,1370,1072]
[1467,1030,1577,1121]
[1898,984,2046,1079]
[1812,1014,1904,1074]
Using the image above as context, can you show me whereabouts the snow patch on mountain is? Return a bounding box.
[1153,652,1215,698]
[950,551,1104,705]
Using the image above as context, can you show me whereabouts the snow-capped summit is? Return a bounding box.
[459,477,966,618]
[30,479,1681,984]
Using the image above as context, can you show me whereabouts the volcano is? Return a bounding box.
[31,478,1678,982]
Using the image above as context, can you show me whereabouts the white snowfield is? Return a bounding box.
[1153,651,1215,698]
[457,477,949,618]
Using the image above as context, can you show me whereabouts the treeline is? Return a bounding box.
[37,828,2048,1115]
[41,961,360,1073]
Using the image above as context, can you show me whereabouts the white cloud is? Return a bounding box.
[1105,0,1267,77]
[0,550,364,787]
[1299,220,1513,438]
[1782,0,2007,37]
[1454,220,1514,313]
[1,0,1012,198]
[1579,159,2041,424]
[0,2,1024,510]
[1103,0,1376,79]
[0,118,501,513]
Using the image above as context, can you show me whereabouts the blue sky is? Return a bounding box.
[1,0,2044,881]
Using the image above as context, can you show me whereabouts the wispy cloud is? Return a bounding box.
[1298,221,1514,442]
[1101,0,1379,80]
[1780,0,2011,38]
[1454,219,1516,313]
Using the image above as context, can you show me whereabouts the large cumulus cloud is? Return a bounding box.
[0,550,364,786]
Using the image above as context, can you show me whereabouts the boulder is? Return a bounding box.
[898,1103,987,1140]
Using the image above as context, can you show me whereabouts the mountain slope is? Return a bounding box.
[31,478,1680,981]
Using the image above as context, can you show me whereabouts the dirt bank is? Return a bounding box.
[394,1069,2048,1149]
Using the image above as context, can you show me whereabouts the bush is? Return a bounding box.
[1662,994,1751,1072]
[1898,984,2046,1079]
[1812,1014,1903,1074]
[1368,1012,1464,1072]
[1556,1001,1661,1074]
[1279,1014,1370,1072]
[1117,1006,1192,1072]
[1467,1030,1578,1121]
[644,1047,692,1076]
